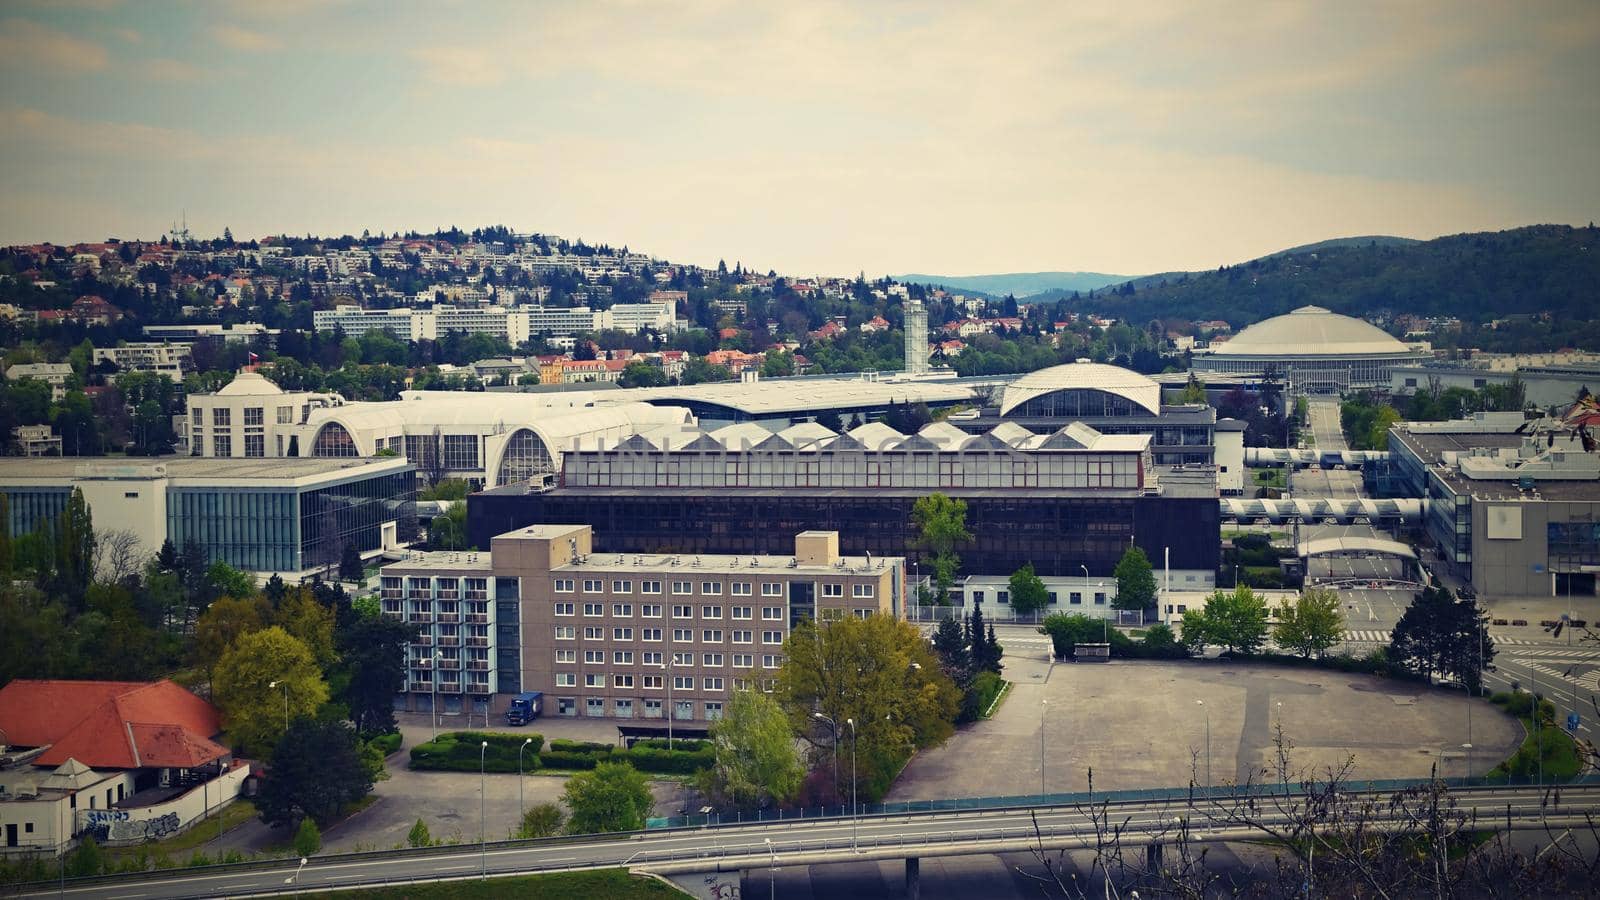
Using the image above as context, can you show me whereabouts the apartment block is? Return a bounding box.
[382,525,901,724]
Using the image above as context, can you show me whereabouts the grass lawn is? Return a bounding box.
[105,800,259,863]
[981,680,1012,719]
[1252,468,1287,490]
[296,869,688,899]
[1487,716,1583,780]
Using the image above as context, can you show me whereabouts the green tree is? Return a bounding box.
[1368,404,1401,450]
[338,542,364,583]
[1112,545,1157,611]
[429,501,468,551]
[761,350,795,377]
[206,561,257,602]
[257,717,373,828]
[1388,583,1495,689]
[1179,607,1210,654]
[212,626,330,757]
[406,818,434,848]
[53,488,96,606]
[194,594,271,679]
[1177,374,1208,404]
[337,614,416,735]
[776,615,960,801]
[1198,585,1270,655]
[275,588,338,672]
[1273,587,1343,658]
[911,493,971,602]
[701,689,804,808]
[617,361,668,388]
[293,818,322,858]
[562,761,654,834]
[514,802,566,839]
[65,835,102,877]
[1007,564,1050,615]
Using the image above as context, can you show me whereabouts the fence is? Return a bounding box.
[646,771,1600,829]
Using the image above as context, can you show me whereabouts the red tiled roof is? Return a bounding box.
[0,680,225,770]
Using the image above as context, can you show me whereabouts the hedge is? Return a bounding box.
[369,732,403,755]
[537,738,714,775]
[410,732,547,772]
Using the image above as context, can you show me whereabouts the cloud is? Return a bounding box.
[0,18,108,73]
[114,27,141,43]
[410,46,507,87]
[209,24,281,52]
[140,58,205,81]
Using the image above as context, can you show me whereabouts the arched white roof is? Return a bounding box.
[999,361,1161,417]
[778,422,838,448]
[215,372,286,396]
[1218,306,1412,357]
[710,422,775,451]
[916,421,975,450]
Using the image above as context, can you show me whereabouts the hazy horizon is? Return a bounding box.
[1,1,1596,279]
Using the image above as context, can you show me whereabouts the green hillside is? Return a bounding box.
[895,270,1128,298]
[1044,225,1598,326]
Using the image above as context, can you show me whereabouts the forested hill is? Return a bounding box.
[1045,224,1599,327]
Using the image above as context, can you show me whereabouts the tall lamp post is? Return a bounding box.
[431,650,445,740]
[268,680,289,733]
[845,717,858,852]
[479,741,489,879]
[518,737,533,832]
[813,713,840,811]
[764,837,777,900]
[1196,699,1211,794]
[1039,699,1048,799]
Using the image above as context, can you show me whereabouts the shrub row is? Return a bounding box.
[368,731,403,755]
[410,731,547,772]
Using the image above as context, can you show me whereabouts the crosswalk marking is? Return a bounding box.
[1343,630,1390,643]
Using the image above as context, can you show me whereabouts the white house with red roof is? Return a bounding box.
[0,680,246,854]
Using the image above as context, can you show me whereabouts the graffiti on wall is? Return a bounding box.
[82,810,181,843]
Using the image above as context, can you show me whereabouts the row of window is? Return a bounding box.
[555,697,723,720]
[958,589,1108,605]
[554,579,848,597]
[555,673,735,690]
[552,626,786,643]
[556,649,783,667]
[197,405,297,427]
[553,603,789,620]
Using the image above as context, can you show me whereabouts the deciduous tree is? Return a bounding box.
[912,493,971,603]
[1008,564,1050,615]
[213,626,329,757]
[777,615,959,800]
[701,689,804,808]
[258,717,373,828]
[1273,587,1343,658]
[194,594,271,679]
[562,761,654,834]
[1112,545,1157,611]
[1197,585,1270,655]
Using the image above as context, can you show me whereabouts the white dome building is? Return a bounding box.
[1192,306,1427,392]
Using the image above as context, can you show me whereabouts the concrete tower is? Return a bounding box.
[903,298,929,376]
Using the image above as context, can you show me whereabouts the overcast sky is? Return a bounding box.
[2,1,1596,278]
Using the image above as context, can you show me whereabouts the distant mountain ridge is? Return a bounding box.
[1037,224,1598,325]
[894,271,1130,298]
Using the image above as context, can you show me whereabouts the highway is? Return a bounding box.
[19,784,1600,898]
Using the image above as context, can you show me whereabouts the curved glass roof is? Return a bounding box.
[999,361,1161,416]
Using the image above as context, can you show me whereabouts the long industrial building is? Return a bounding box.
[1192,305,1429,392]
[470,417,1223,613]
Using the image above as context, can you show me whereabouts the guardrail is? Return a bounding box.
[17,778,1600,897]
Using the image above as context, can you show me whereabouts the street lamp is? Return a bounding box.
[764,837,777,900]
[431,650,445,740]
[284,857,308,885]
[479,741,489,880]
[845,717,858,852]
[1196,699,1211,793]
[518,737,534,831]
[1040,699,1048,799]
[813,713,840,810]
[268,680,289,733]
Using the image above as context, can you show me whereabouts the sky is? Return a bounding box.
[1,1,1596,278]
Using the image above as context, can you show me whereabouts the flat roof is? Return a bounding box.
[552,549,899,577]
[479,484,1155,500]
[1393,428,1600,502]
[383,550,494,573]
[0,455,411,485]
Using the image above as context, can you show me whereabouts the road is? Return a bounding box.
[24,785,1600,899]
